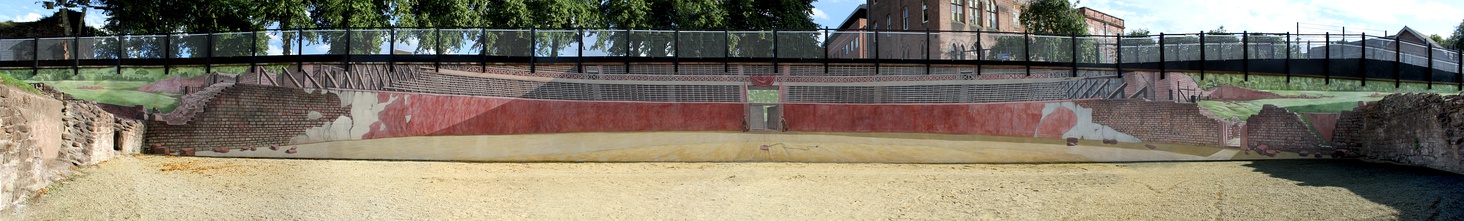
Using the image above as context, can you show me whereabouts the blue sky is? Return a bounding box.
[1,0,1460,37]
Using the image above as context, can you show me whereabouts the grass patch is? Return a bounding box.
[0,71,42,95]
[1283,101,1362,113]
[1197,90,1385,120]
[35,80,181,112]
[1189,73,1462,94]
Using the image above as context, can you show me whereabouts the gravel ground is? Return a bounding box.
[8,156,1464,220]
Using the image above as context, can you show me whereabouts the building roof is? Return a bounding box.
[1391,26,1445,48]
[833,4,869,30]
[1076,7,1125,28]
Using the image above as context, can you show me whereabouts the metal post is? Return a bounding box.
[874,28,881,75]
[481,27,488,72]
[977,29,984,76]
[434,28,441,71]
[1395,34,1401,88]
[1159,33,1165,79]
[1285,32,1291,83]
[251,30,258,73]
[578,28,585,73]
[345,27,352,74]
[1324,33,1330,84]
[1243,31,1249,80]
[625,28,632,74]
[164,33,171,76]
[297,28,304,74]
[1199,32,1206,80]
[674,29,680,73]
[1428,40,1434,89]
[389,27,396,73]
[772,29,779,73]
[73,31,80,75]
[1114,33,1121,78]
[1359,33,1366,87]
[925,28,932,75]
[31,37,38,77]
[724,28,730,73]
[535,26,541,72]
[205,33,213,74]
[823,28,829,74]
[116,32,124,75]
[1070,33,1078,77]
[1024,31,1031,76]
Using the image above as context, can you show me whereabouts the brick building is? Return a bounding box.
[827,1,1124,61]
[1078,7,1124,36]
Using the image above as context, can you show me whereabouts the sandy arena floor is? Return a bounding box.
[7,156,1463,220]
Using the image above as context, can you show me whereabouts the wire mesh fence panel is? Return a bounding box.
[1161,35,1198,61]
[928,32,979,61]
[1119,36,1157,63]
[349,30,391,55]
[483,29,533,57]
[1362,36,1395,62]
[82,36,118,60]
[439,29,484,55]
[1293,35,1329,60]
[1247,34,1287,59]
[37,37,76,60]
[677,31,726,58]
[121,35,165,59]
[729,31,774,58]
[394,29,436,55]
[263,30,298,56]
[776,31,823,59]
[0,39,35,61]
[534,30,579,57]
[1399,41,1429,67]
[1079,36,1116,64]
[299,30,346,55]
[628,30,676,58]
[985,33,1027,61]
[875,32,927,60]
[1029,35,1074,63]
[1434,49,1460,73]
[212,32,256,57]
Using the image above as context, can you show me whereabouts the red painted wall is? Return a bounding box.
[362,92,746,139]
[782,102,1062,137]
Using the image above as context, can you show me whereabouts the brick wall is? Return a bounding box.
[145,85,350,151]
[1331,93,1464,174]
[1076,99,1224,146]
[1244,105,1328,155]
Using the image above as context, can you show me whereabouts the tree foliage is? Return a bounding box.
[1018,0,1087,36]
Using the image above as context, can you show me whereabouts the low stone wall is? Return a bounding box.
[0,83,142,211]
[1076,99,1227,146]
[1333,93,1464,174]
[1244,105,1330,157]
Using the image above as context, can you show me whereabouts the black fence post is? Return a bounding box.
[165,33,171,76]
[1395,34,1401,88]
[625,28,632,74]
[874,28,881,75]
[1024,31,1031,76]
[73,32,80,75]
[434,27,442,72]
[724,28,730,73]
[772,29,779,74]
[206,33,214,74]
[1324,32,1330,84]
[1285,32,1291,83]
[117,33,124,75]
[977,30,984,75]
[1243,31,1249,81]
[1199,32,1206,80]
[1360,33,1367,87]
[535,27,541,72]
[1114,33,1121,78]
[481,27,488,72]
[925,28,932,75]
[389,27,396,73]
[31,36,38,77]
[1159,33,1165,80]
[823,28,830,74]
[1070,33,1077,77]
[674,29,680,73]
[297,28,304,74]
[251,30,258,73]
[1459,48,1463,91]
[578,28,585,73]
[1427,41,1434,89]
[345,27,353,74]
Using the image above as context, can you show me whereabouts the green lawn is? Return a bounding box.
[1198,90,1387,120]
[34,80,181,112]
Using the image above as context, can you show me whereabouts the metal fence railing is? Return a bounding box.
[2,28,1462,86]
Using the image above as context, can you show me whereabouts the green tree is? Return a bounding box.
[1448,20,1464,50]
[1005,0,1091,62]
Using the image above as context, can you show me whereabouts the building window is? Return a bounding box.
[922,2,929,24]
[952,0,963,23]
[969,0,979,27]
[903,7,909,30]
[1012,8,1020,28]
[985,0,998,29]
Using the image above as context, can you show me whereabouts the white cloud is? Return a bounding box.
[84,12,105,29]
[812,8,831,21]
[14,13,41,22]
[1076,0,1464,36]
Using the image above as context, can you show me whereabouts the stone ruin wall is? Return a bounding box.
[1332,93,1464,174]
[0,83,143,211]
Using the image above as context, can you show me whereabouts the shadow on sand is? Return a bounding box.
[1244,160,1464,220]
